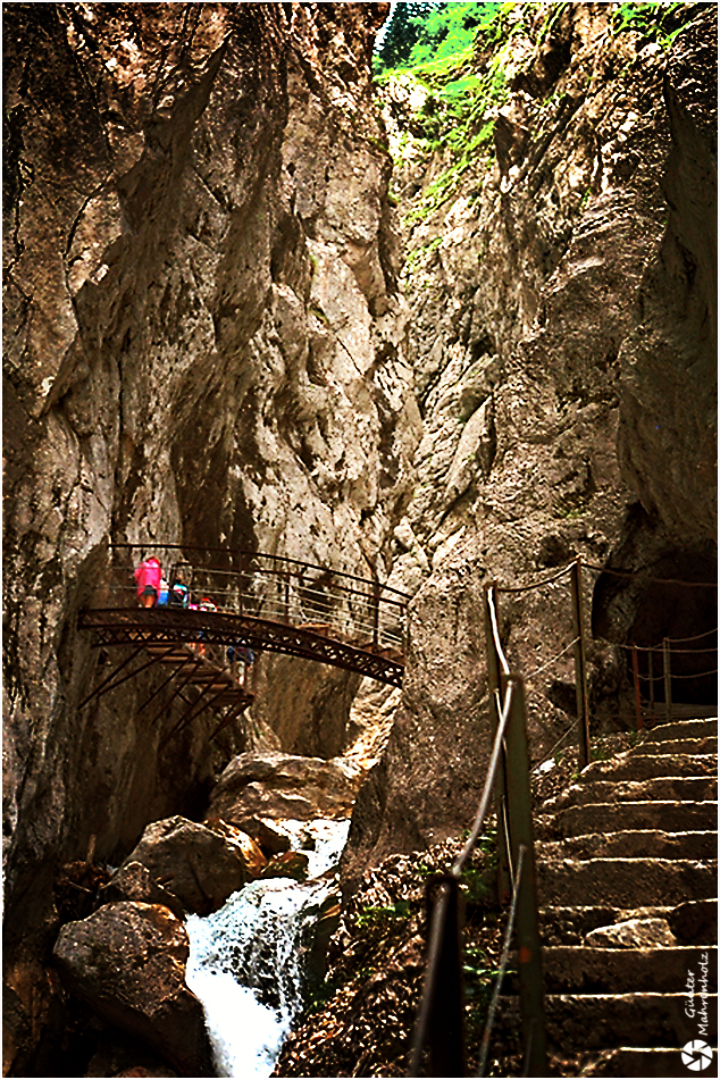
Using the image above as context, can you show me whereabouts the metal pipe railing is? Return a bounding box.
[409,589,546,1077]
[91,546,409,653]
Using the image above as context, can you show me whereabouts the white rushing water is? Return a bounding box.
[185,818,350,1077]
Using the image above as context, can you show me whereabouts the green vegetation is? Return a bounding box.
[354,899,412,928]
[463,939,514,1014]
[374,3,508,75]
[374,3,524,228]
[611,2,697,49]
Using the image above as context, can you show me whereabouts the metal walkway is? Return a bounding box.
[79,606,405,687]
[77,544,408,738]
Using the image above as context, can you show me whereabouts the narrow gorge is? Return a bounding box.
[3,2,716,1077]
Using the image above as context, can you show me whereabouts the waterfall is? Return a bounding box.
[185,819,350,1077]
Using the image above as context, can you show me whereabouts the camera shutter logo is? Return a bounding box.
[682,1040,714,1072]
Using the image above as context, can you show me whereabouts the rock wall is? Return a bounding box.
[342,2,717,892]
[2,3,425,1072]
[2,2,716,1072]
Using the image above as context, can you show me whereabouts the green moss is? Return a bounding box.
[611,2,697,49]
[403,234,443,275]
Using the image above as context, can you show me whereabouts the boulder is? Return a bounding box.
[668,899,718,945]
[118,816,246,915]
[223,815,293,857]
[53,902,213,1076]
[206,753,358,824]
[203,816,268,878]
[99,862,186,921]
[585,918,677,949]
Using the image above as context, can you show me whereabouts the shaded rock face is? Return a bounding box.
[343,4,717,888]
[3,2,415,1071]
[2,3,716,1071]
[116,816,247,915]
[52,902,213,1076]
[206,751,359,824]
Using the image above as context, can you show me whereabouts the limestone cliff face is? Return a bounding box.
[2,2,716,1072]
[2,3,424,1071]
[342,3,717,890]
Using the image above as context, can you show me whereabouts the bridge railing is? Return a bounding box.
[90,543,408,654]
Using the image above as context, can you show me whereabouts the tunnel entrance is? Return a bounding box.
[593,547,717,713]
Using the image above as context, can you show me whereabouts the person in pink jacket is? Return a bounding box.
[134,556,162,608]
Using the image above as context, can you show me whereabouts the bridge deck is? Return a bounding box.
[79,606,405,688]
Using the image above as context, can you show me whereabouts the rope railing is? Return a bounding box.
[582,561,717,588]
[486,553,716,759]
[409,552,715,1076]
[477,844,526,1078]
[408,590,547,1077]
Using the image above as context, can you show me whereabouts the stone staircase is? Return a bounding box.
[502,717,718,1076]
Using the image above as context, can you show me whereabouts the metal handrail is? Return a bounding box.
[90,546,409,654]
[107,541,411,599]
[409,651,546,1076]
[477,844,526,1077]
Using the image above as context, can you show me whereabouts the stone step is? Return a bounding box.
[578,1046,717,1077]
[580,753,716,781]
[645,717,717,742]
[545,775,717,812]
[540,800,717,840]
[539,900,719,947]
[537,829,717,861]
[539,905,673,946]
[669,899,719,946]
[633,736,717,756]
[540,945,717,994]
[538,857,717,908]
[495,992,718,1051]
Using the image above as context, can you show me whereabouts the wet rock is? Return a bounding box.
[203,816,268,878]
[259,850,309,882]
[53,902,213,1076]
[118,816,246,916]
[206,752,359,824]
[227,815,293,858]
[305,893,342,985]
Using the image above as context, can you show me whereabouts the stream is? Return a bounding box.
[185,819,350,1077]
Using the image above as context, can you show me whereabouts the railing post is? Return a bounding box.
[663,637,672,723]
[483,581,511,904]
[631,645,643,732]
[503,673,547,1078]
[570,555,590,770]
[408,876,464,1078]
[372,582,381,649]
[428,878,464,1078]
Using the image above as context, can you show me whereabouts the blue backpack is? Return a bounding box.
[169,582,190,608]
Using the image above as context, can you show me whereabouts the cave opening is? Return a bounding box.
[592,548,718,712]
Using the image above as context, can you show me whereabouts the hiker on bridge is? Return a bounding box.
[227,643,254,687]
[135,556,162,608]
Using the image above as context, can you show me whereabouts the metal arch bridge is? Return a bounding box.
[78,543,408,742]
